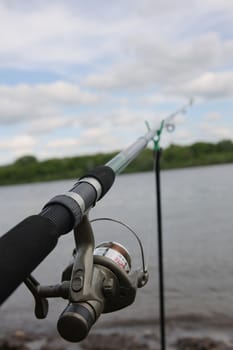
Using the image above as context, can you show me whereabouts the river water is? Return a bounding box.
[0,164,233,336]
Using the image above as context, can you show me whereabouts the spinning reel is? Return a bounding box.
[25,215,148,342]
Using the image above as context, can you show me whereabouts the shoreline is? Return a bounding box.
[1,315,233,350]
[0,143,233,186]
[1,328,233,350]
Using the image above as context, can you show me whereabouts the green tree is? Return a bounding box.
[216,140,233,152]
[15,155,38,165]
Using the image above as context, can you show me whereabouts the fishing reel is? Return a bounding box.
[25,215,148,342]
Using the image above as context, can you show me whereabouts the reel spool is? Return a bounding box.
[94,241,131,274]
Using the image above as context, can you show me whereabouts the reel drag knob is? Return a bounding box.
[57,302,97,342]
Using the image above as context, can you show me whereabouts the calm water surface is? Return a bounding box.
[0,163,233,334]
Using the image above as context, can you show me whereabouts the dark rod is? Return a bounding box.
[154,148,166,350]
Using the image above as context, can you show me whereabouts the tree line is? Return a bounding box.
[0,139,232,185]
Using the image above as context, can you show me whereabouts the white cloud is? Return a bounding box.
[0,82,101,125]
[26,117,75,134]
[170,72,233,100]
[0,2,153,70]
[0,1,232,82]
[140,94,183,106]
[203,113,222,121]
[0,1,233,164]
[211,127,233,139]
[36,81,101,104]
[200,122,233,141]
[84,33,233,97]
[0,2,233,100]
[161,127,196,147]
[0,4,111,68]
[107,108,160,128]
[0,135,36,150]
[81,127,123,149]
[0,135,37,162]
[41,126,123,160]
[47,138,80,149]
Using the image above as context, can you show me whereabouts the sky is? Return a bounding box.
[0,0,233,165]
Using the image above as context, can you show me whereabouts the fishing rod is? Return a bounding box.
[106,99,193,174]
[0,99,192,342]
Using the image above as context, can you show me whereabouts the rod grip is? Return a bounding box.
[0,215,58,305]
[41,166,115,234]
[79,165,115,199]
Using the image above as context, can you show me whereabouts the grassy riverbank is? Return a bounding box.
[0,140,232,185]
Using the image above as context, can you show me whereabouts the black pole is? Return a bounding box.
[154,148,166,350]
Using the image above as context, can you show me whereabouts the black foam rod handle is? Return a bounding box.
[0,215,58,305]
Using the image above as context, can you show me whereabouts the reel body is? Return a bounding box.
[24,215,148,342]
